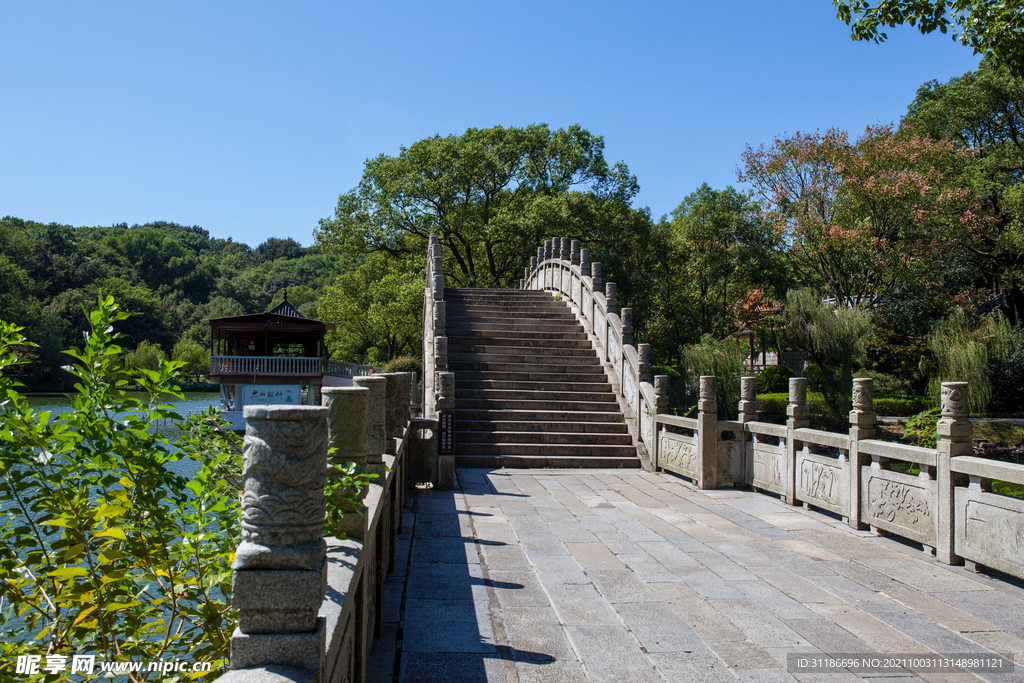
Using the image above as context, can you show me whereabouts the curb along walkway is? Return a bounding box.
[369,469,1024,683]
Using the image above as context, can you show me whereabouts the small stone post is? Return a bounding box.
[696,377,718,490]
[354,375,387,478]
[738,377,758,487]
[605,282,617,316]
[580,248,590,277]
[637,343,652,384]
[382,373,399,456]
[530,255,537,275]
[591,262,602,288]
[937,382,970,566]
[570,239,580,267]
[785,378,810,506]
[436,371,456,489]
[543,239,551,260]
[621,308,633,347]
[435,336,448,372]
[431,272,444,299]
[652,376,669,470]
[432,300,446,339]
[560,236,570,261]
[432,256,443,279]
[848,378,875,530]
[231,405,329,677]
[321,387,369,540]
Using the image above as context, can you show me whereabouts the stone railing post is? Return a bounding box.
[544,239,552,260]
[570,239,580,267]
[738,377,757,423]
[654,375,669,413]
[382,373,399,456]
[560,236,570,261]
[937,381,970,565]
[432,300,446,339]
[848,377,875,530]
[230,405,329,678]
[785,378,810,506]
[436,371,456,489]
[354,375,387,478]
[697,376,718,490]
[605,282,617,317]
[591,262,602,289]
[621,308,633,347]
[321,387,369,540]
[637,343,652,384]
[435,337,448,372]
[580,248,590,277]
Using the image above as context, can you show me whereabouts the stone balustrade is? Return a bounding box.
[216,372,420,683]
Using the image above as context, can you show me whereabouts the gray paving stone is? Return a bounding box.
[933,591,1024,639]
[618,553,680,583]
[479,542,531,570]
[651,651,738,683]
[638,540,705,573]
[497,499,541,516]
[517,531,568,557]
[801,574,904,612]
[794,528,903,560]
[747,565,842,605]
[748,540,841,577]
[367,622,399,683]
[472,522,518,545]
[651,581,749,642]
[548,584,620,625]
[487,570,550,608]
[712,599,813,648]
[402,598,496,653]
[531,555,590,586]
[579,514,617,532]
[407,562,485,600]
[613,520,665,542]
[708,541,781,568]
[735,670,799,682]
[873,609,1005,654]
[537,507,577,524]
[505,514,550,534]
[594,530,644,555]
[500,605,562,627]
[418,492,465,514]
[547,522,599,543]
[734,579,821,620]
[693,551,759,580]
[588,568,658,603]
[382,577,404,623]
[781,618,875,654]
[531,495,567,510]
[685,569,748,600]
[821,561,914,593]
[615,601,706,653]
[411,535,480,565]
[566,625,664,683]
[515,661,589,683]
[398,652,504,682]
[661,528,714,552]
[504,620,574,662]
[564,542,626,569]
[415,512,465,537]
[708,639,784,670]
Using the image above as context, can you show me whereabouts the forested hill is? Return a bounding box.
[0,217,350,389]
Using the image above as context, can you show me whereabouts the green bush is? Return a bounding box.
[383,354,422,375]
[802,363,824,392]
[756,364,795,394]
[652,365,687,415]
[755,392,789,414]
[874,396,932,417]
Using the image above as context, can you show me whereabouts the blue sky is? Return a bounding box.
[2,2,981,248]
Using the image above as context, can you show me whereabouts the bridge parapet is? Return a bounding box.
[523,243,1024,582]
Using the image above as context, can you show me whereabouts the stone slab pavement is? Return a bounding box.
[368,469,1024,683]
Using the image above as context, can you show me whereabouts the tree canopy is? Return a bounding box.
[833,0,1024,76]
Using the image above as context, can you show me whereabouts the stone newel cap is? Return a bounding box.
[243,405,330,420]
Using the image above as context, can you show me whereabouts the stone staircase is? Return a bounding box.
[445,288,640,468]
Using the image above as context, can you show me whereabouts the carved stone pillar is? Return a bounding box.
[697,376,718,490]
[621,308,633,347]
[848,377,876,530]
[382,373,399,456]
[231,405,329,676]
[434,336,448,372]
[432,300,446,339]
[560,237,570,261]
[937,381,970,566]
[431,274,444,301]
[321,387,369,540]
[653,376,669,413]
[591,262,602,288]
[570,239,580,266]
[785,377,809,506]
[544,239,552,260]
[436,371,456,489]
[637,343,651,383]
[353,375,387,478]
[580,248,591,277]
[605,282,617,317]
[738,377,757,423]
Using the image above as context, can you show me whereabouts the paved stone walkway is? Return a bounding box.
[369,469,1024,683]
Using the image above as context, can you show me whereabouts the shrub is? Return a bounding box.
[874,396,932,417]
[905,407,941,448]
[757,364,794,394]
[802,363,824,392]
[680,334,744,419]
[383,354,422,375]
[652,365,687,415]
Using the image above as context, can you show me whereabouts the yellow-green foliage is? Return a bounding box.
[926,308,1012,414]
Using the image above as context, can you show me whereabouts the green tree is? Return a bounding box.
[833,0,1024,76]
[315,123,645,289]
[172,340,211,382]
[779,289,873,420]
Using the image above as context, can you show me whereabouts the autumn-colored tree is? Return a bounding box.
[738,124,983,308]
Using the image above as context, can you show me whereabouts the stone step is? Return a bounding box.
[454,442,638,457]
[455,388,616,403]
[446,321,584,333]
[454,398,620,412]
[449,354,600,368]
[448,344,598,358]
[456,420,628,434]
[453,454,640,469]
[455,370,608,382]
[456,380,613,392]
[456,430,632,445]
[455,408,626,423]
[449,361,602,374]
[445,288,553,297]
[448,329,589,341]
[448,337,593,350]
